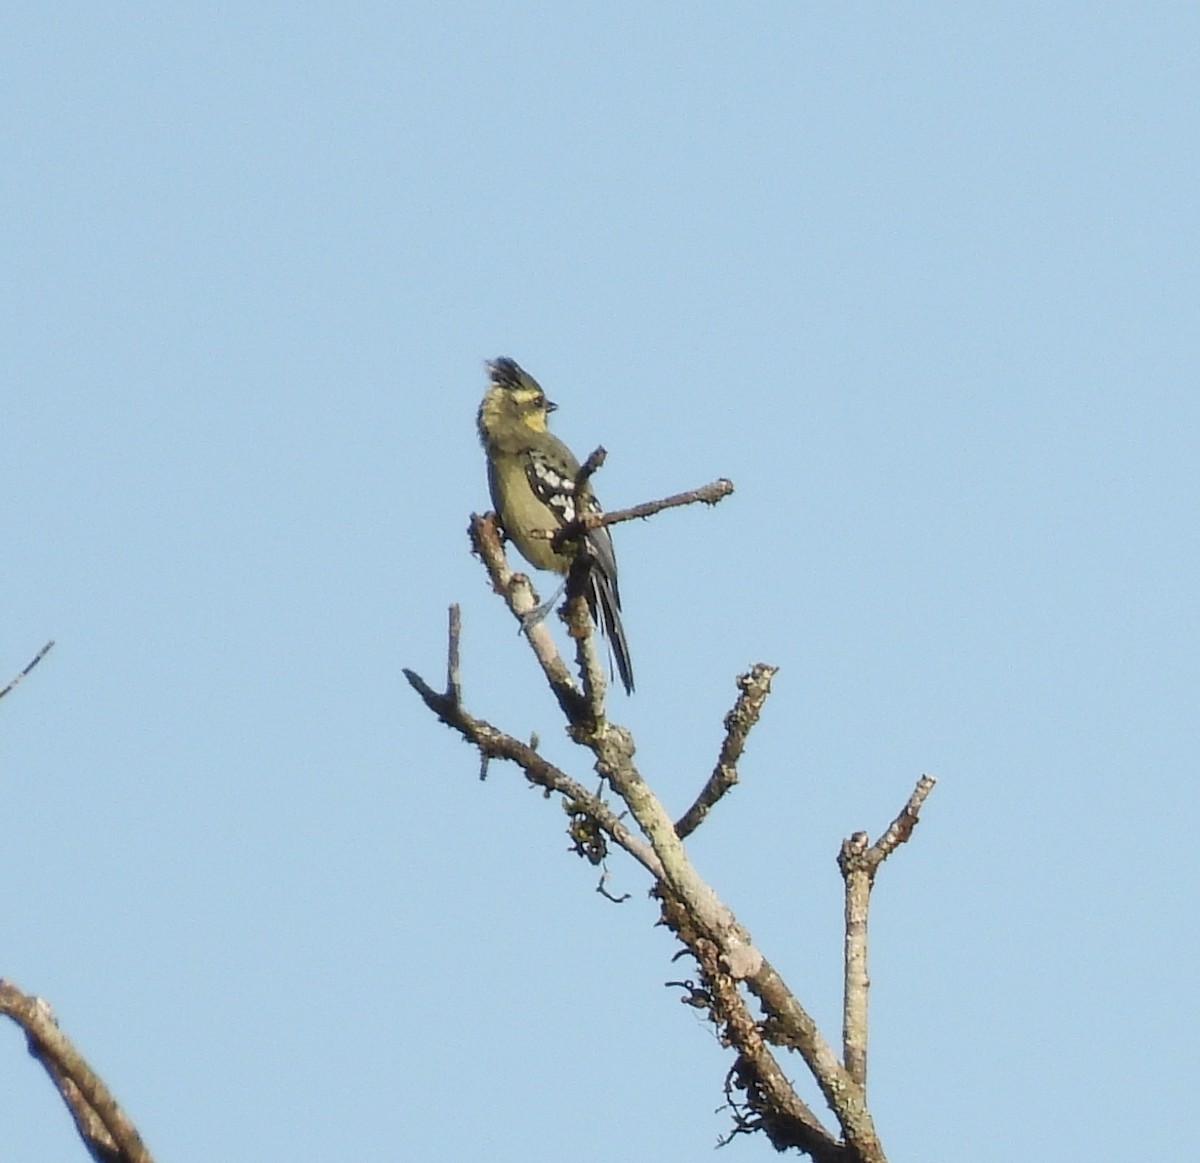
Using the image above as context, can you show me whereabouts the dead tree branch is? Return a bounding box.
[0,979,154,1163]
[585,474,735,530]
[403,610,663,881]
[548,474,734,555]
[407,472,935,1163]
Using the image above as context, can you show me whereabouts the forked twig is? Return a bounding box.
[839,774,938,1088]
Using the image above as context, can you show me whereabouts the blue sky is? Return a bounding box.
[4,4,1198,1159]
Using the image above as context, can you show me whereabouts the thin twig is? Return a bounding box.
[587,475,734,529]
[548,475,734,552]
[675,663,777,839]
[869,773,938,862]
[0,640,55,701]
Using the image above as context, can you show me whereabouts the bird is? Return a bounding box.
[477,357,634,694]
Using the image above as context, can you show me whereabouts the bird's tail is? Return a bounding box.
[588,566,634,695]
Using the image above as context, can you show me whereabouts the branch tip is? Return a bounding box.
[675,662,778,839]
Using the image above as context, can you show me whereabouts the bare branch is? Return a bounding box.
[408,475,928,1162]
[413,524,867,1153]
[840,831,871,1089]
[0,640,55,701]
[838,774,938,1094]
[656,887,843,1161]
[0,979,154,1163]
[675,663,778,839]
[562,562,608,718]
[587,475,735,530]
[572,445,607,496]
[588,721,891,1159]
[402,663,664,881]
[468,513,586,720]
[742,956,883,1160]
[868,773,938,864]
[548,475,735,554]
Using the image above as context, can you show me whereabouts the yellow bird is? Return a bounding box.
[477,358,634,694]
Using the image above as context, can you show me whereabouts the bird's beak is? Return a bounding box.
[545,399,558,413]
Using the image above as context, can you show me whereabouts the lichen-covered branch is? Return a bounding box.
[675,663,778,839]
[403,618,663,881]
